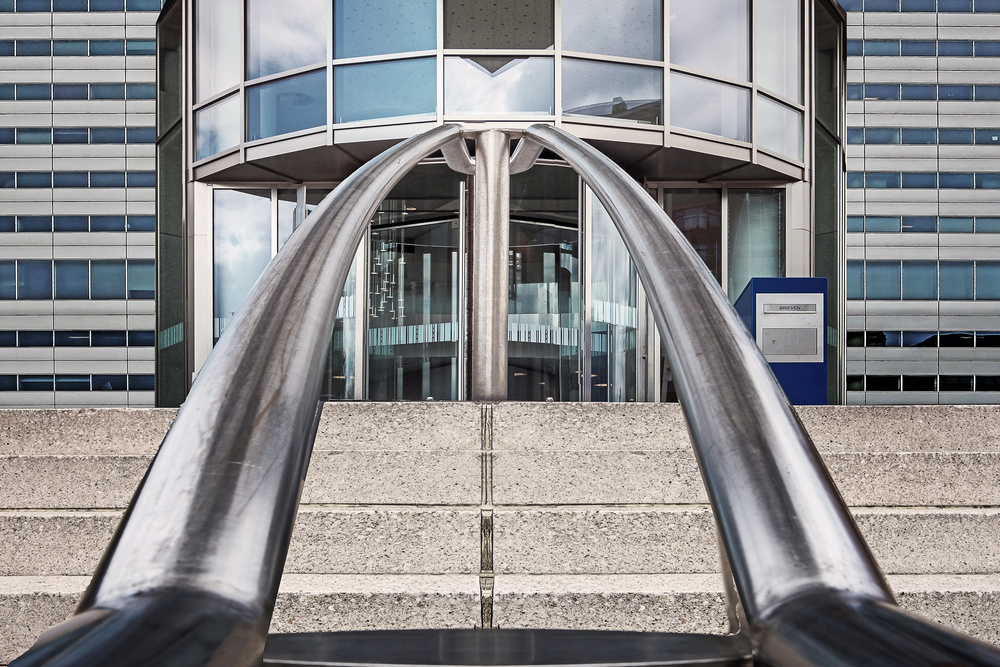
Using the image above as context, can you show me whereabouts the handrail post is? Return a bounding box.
[470,130,510,401]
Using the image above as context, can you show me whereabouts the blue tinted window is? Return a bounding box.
[938,85,973,100]
[53,172,89,187]
[977,217,1000,232]
[840,0,863,9]
[847,261,863,299]
[866,172,901,188]
[90,0,124,8]
[126,0,161,9]
[977,262,1000,299]
[902,261,937,299]
[846,128,864,143]
[0,85,13,100]
[867,128,901,143]
[18,260,52,299]
[54,215,88,231]
[866,261,901,299]
[865,0,898,9]
[939,128,974,143]
[54,260,89,299]
[53,40,87,55]
[19,376,54,391]
[90,84,125,99]
[53,84,87,99]
[940,172,975,188]
[846,172,864,188]
[939,40,974,56]
[53,128,88,143]
[247,69,327,140]
[55,331,90,346]
[92,330,127,346]
[977,0,1000,10]
[940,332,975,347]
[939,217,975,232]
[18,84,52,100]
[126,171,156,187]
[17,172,52,187]
[0,262,14,299]
[847,40,863,56]
[976,129,1000,144]
[17,40,51,56]
[0,129,13,143]
[903,331,938,347]
[91,128,125,143]
[901,40,935,55]
[0,172,13,187]
[940,261,974,299]
[846,84,863,100]
[17,0,50,8]
[866,40,899,56]
[865,84,899,100]
[126,127,155,143]
[939,0,973,9]
[128,330,155,346]
[90,215,125,231]
[902,172,936,188]
[901,85,936,100]
[52,0,87,8]
[977,173,1000,188]
[977,85,1000,100]
[17,216,51,232]
[92,375,127,391]
[335,0,435,58]
[866,216,901,232]
[126,83,155,99]
[0,376,17,391]
[17,128,51,144]
[128,375,154,391]
[902,216,937,232]
[976,41,1000,56]
[0,216,12,232]
[56,375,91,391]
[847,216,864,232]
[90,172,125,187]
[89,40,124,55]
[0,42,12,57]
[125,40,156,56]
[91,260,126,298]
[127,259,155,298]
[18,330,52,346]
[127,215,155,231]
[0,332,14,346]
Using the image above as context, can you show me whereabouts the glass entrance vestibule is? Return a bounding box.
[209,162,788,403]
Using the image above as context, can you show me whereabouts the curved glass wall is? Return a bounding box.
[189,0,812,165]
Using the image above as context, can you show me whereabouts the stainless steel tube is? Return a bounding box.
[470,130,510,401]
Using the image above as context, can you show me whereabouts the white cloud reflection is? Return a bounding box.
[444,57,553,114]
[213,190,272,321]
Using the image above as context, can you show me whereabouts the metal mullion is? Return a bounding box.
[663,0,671,144]
[436,0,444,125]
[326,0,333,144]
[238,0,246,165]
[270,187,278,258]
[356,230,369,400]
[457,178,467,400]
[331,51,438,67]
[559,50,665,68]
[554,0,562,123]
[668,64,754,91]
[750,0,758,165]
[722,185,730,297]
[580,179,592,402]
[758,88,808,113]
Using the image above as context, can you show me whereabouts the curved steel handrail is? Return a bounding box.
[521,124,1000,666]
[14,124,467,667]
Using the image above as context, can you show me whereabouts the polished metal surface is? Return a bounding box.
[470,130,510,401]
[520,124,1000,666]
[13,124,468,667]
[262,629,752,667]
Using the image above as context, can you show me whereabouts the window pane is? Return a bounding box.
[338,58,436,123]
[847,261,863,299]
[54,260,89,299]
[670,0,749,80]
[278,189,297,248]
[865,261,900,299]
[939,261,974,299]
[93,374,127,390]
[562,59,662,125]
[939,128,974,144]
[56,375,90,391]
[866,375,900,391]
[55,331,90,346]
[247,0,326,79]
[866,216,900,232]
[335,0,435,58]
[938,217,974,232]
[18,260,52,299]
[19,376,54,391]
[195,0,242,101]
[0,261,14,299]
[940,375,973,391]
[247,69,327,140]
[978,218,1000,232]
[18,331,52,346]
[901,261,937,299]
[195,93,240,160]
[91,215,126,232]
[91,260,126,299]
[757,0,802,102]
[939,331,974,347]
[444,0,552,49]
[214,189,272,341]
[902,376,936,391]
[757,95,803,161]
[976,261,1000,299]
[902,216,936,232]
[444,57,551,116]
[901,172,937,188]
[670,72,749,142]
[127,260,155,299]
[903,331,937,347]
[728,189,784,298]
[664,189,722,283]
[93,330,127,346]
[867,128,901,143]
[563,0,661,60]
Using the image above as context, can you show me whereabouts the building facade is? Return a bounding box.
[842,0,1000,404]
[156,0,847,407]
[0,0,160,407]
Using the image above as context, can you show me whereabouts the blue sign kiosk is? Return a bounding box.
[734,277,828,405]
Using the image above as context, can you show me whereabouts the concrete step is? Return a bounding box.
[3,573,999,666]
[4,506,999,577]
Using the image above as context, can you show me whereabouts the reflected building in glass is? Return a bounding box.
[155,0,847,406]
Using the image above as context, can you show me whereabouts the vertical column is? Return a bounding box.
[470,130,510,401]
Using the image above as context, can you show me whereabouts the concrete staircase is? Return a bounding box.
[2,404,1000,664]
